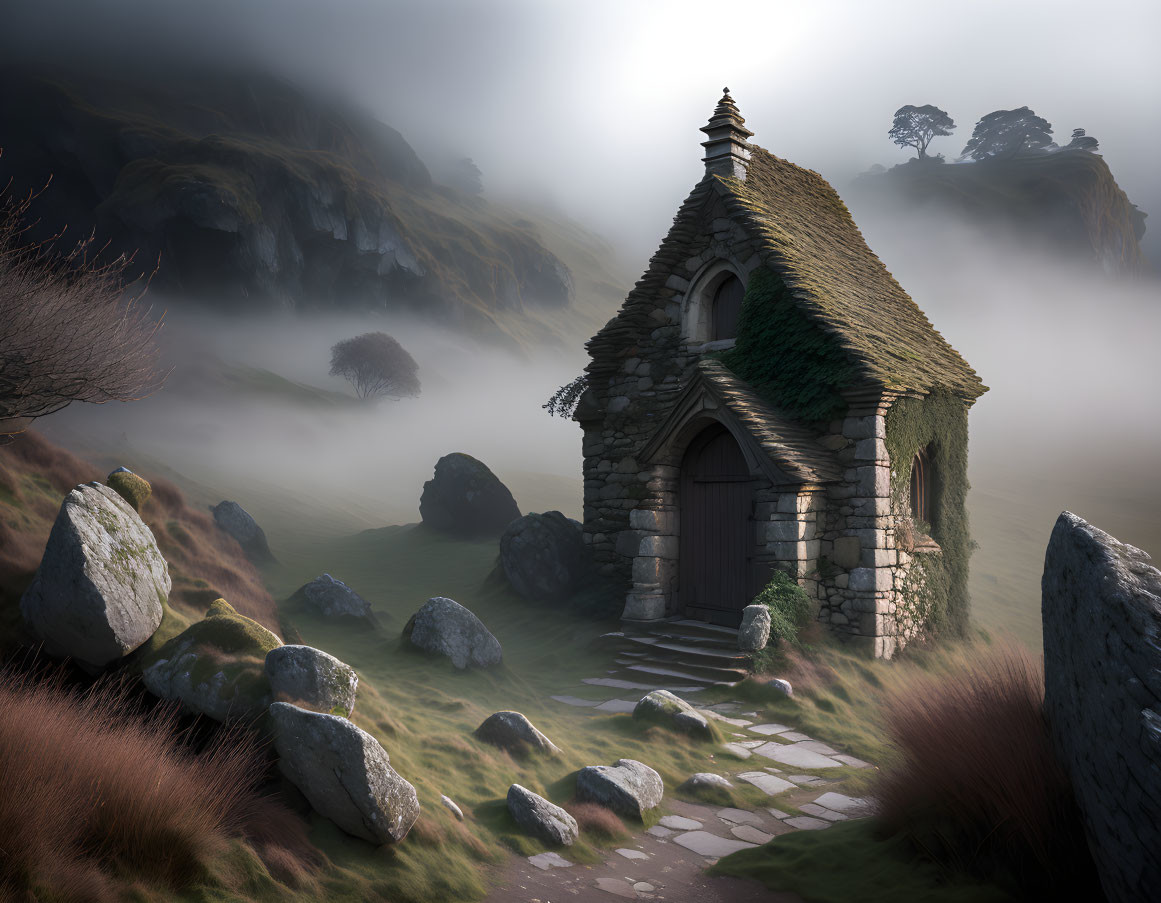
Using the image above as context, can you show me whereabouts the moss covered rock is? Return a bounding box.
[106,467,152,512]
[632,689,715,740]
[141,598,282,722]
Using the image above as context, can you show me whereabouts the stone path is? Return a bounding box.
[484,698,876,901]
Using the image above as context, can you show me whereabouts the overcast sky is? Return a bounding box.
[5,0,1159,261]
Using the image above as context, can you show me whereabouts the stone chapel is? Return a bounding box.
[574,90,987,658]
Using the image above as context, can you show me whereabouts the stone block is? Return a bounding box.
[832,536,861,569]
[853,438,887,462]
[843,415,885,440]
[849,567,891,592]
[631,556,666,586]
[608,396,629,413]
[622,593,667,620]
[764,520,804,542]
[862,548,898,568]
[856,465,890,498]
[639,535,678,559]
[629,508,676,533]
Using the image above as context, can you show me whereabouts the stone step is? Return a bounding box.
[617,651,751,679]
[627,629,740,649]
[614,634,750,666]
[581,677,707,694]
[618,660,746,686]
[670,618,742,637]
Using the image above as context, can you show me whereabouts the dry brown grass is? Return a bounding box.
[874,642,1100,896]
[0,431,279,633]
[564,802,630,844]
[0,667,314,901]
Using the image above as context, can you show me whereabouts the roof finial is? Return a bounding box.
[700,88,754,180]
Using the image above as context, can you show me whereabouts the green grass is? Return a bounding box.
[254,523,782,900]
[251,520,1028,901]
[709,819,1017,903]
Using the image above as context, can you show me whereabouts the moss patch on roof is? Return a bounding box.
[717,267,856,423]
[720,147,986,400]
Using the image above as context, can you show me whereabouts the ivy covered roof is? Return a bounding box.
[723,146,986,400]
[587,144,987,404]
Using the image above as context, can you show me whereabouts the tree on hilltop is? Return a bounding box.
[961,107,1055,161]
[329,331,420,401]
[1065,128,1100,152]
[888,105,957,159]
[0,181,166,443]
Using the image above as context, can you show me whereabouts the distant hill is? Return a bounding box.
[851,152,1149,276]
[0,64,627,346]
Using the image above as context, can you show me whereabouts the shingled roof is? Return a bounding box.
[723,145,985,400]
[641,360,843,484]
[588,100,987,403]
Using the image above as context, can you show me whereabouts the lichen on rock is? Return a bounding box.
[21,482,170,669]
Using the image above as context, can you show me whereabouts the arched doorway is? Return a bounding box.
[678,423,755,626]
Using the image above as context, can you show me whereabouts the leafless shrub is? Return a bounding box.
[543,373,587,417]
[874,642,1100,896]
[0,179,166,442]
[0,667,312,899]
[328,331,420,400]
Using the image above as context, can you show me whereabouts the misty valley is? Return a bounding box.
[1,8,1159,903]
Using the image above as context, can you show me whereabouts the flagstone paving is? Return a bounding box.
[525,638,877,900]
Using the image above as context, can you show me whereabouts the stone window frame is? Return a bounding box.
[681,257,760,350]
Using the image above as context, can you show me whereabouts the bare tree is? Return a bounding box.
[329,332,420,400]
[0,180,167,442]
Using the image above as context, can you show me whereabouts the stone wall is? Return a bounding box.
[578,182,942,655]
[1041,511,1161,903]
[579,187,759,596]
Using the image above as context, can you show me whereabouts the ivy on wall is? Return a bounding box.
[885,391,973,636]
[717,268,855,423]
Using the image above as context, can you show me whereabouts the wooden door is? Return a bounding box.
[678,423,755,627]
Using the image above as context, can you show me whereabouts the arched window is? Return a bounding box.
[710,274,744,341]
[910,447,931,525]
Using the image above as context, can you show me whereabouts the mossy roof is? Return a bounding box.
[642,360,842,484]
[588,146,987,402]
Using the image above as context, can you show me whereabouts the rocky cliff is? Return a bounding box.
[852,152,1149,275]
[0,65,618,343]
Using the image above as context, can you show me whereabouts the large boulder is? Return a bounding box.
[296,573,376,622]
[211,500,274,562]
[475,711,560,756]
[21,482,169,669]
[632,690,714,739]
[142,599,282,722]
[499,511,588,602]
[738,604,772,652]
[266,644,358,717]
[269,702,420,844]
[507,784,578,846]
[576,758,664,819]
[419,453,520,537]
[1042,511,1161,903]
[404,596,502,669]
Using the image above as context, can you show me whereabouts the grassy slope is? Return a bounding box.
[0,432,280,650]
[709,819,1016,903]
[0,430,1026,902]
